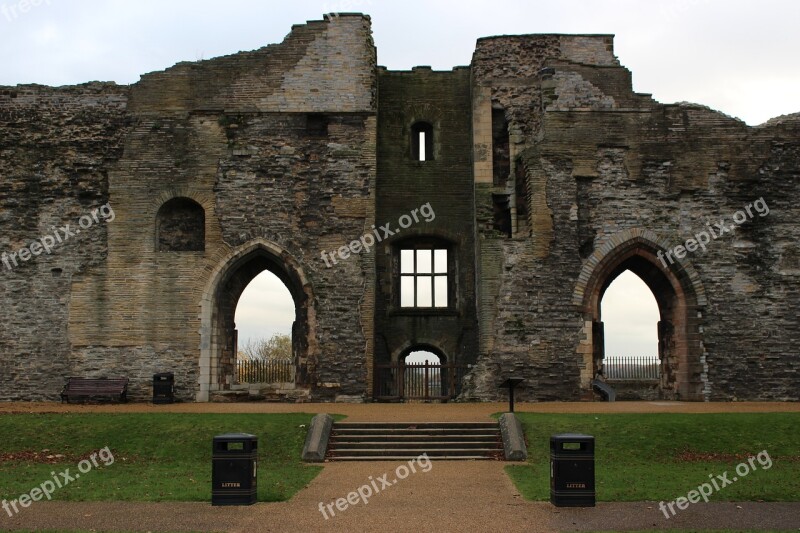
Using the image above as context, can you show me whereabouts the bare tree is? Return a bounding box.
[238,333,292,361]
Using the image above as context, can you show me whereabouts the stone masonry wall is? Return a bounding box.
[538,107,800,400]
[468,34,800,401]
[214,111,377,400]
[374,67,478,382]
[1,14,377,401]
[1,17,797,403]
[0,83,129,400]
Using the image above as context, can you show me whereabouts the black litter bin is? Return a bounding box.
[212,433,257,506]
[152,373,174,404]
[550,433,595,507]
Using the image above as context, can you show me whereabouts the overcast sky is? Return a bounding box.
[2,0,798,125]
[3,0,797,356]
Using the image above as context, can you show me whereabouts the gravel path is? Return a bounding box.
[2,400,799,418]
[1,401,798,532]
[2,465,798,532]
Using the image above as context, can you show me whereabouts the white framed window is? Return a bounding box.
[400,248,448,308]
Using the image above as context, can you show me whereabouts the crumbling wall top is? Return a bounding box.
[129,13,376,114]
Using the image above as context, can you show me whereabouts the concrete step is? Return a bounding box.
[330,434,500,442]
[331,428,500,436]
[326,421,504,461]
[332,422,498,429]
[330,455,495,461]
[329,448,503,457]
[330,441,500,449]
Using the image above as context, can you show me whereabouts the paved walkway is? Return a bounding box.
[1,402,799,532]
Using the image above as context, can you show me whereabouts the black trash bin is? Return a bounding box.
[152,373,174,404]
[212,433,257,506]
[550,433,595,507]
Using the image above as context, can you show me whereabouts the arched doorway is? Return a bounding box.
[403,347,444,399]
[234,270,295,385]
[574,231,707,401]
[599,270,662,398]
[198,240,314,401]
[374,344,464,401]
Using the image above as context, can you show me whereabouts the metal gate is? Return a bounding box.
[374,362,469,401]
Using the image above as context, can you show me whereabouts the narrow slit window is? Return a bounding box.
[411,122,434,161]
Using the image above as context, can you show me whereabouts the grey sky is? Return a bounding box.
[235,271,294,344]
[2,0,798,124]
[3,0,797,354]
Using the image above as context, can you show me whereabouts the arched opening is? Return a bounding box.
[199,241,313,401]
[599,270,661,399]
[400,345,448,401]
[404,349,441,365]
[156,197,205,251]
[234,271,295,386]
[576,233,706,401]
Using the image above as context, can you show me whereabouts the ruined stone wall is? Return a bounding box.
[213,110,377,401]
[0,83,129,400]
[468,34,800,401]
[469,35,587,400]
[0,14,377,401]
[539,108,800,400]
[1,17,797,403]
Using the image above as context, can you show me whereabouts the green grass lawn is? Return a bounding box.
[506,412,800,502]
[0,412,324,502]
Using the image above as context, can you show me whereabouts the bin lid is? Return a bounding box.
[214,433,257,440]
[551,433,593,440]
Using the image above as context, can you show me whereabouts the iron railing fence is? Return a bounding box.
[374,362,470,401]
[237,359,294,384]
[604,356,660,380]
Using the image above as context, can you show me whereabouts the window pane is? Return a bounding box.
[400,276,415,307]
[434,249,447,273]
[400,249,414,273]
[434,275,448,307]
[419,131,426,161]
[417,276,433,307]
[416,249,432,274]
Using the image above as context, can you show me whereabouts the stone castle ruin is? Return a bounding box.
[1,14,798,402]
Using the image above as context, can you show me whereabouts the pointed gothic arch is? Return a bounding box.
[197,239,316,401]
[574,229,708,401]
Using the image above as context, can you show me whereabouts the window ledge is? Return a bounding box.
[388,307,459,317]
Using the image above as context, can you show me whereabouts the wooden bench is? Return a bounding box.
[60,377,129,403]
